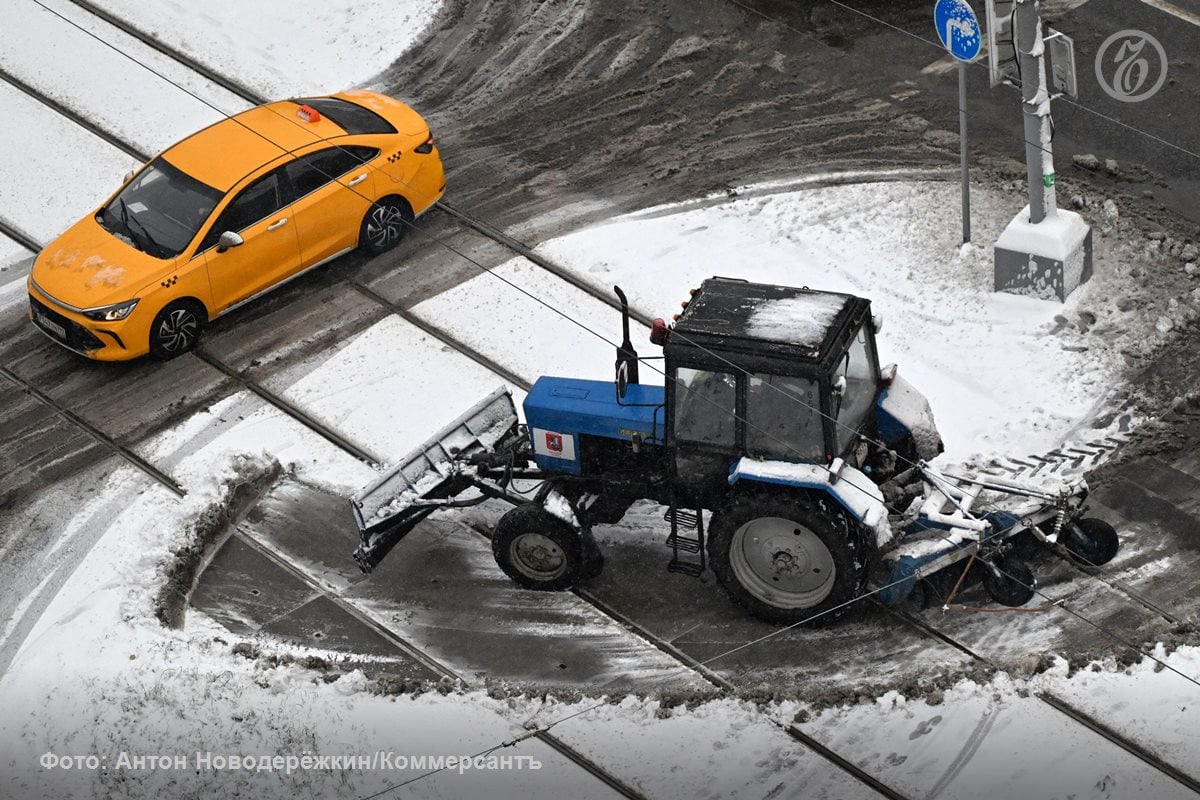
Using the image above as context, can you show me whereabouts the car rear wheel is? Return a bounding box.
[149,300,204,359]
[359,197,413,255]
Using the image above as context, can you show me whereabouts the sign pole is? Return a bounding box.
[959,60,971,244]
[934,0,980,244]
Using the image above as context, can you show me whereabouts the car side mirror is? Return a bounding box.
[123,170,135,184]
[216,231,244,253]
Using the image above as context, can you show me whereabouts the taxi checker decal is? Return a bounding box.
[531,428,576,460]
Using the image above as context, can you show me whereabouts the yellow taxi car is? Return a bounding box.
[28,90,445,360]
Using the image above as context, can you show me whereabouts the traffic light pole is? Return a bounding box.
[1014,0,1054,222]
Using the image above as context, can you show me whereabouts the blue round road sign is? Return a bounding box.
[934,0,982,62]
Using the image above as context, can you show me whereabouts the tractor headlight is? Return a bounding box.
[82,299,139,322]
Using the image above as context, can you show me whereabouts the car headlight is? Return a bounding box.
[82,299,139,322]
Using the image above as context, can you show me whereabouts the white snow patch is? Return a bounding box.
[276,315,525,461]
[91,0,445,98]
[995,204,1090,263]
[412,257,657,386]
[744,293,845,347]
[729,458,891,546]
[0,85,136,244]
[543,489,578,526]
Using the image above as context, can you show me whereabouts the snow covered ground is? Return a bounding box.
[92,0,444,98]
[2,1,1199,799]
[0,84,137,247]
[2,0,250,154]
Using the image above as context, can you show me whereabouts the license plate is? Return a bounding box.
[35,312,66,340]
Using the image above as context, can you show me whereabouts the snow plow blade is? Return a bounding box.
[350,386,521,572]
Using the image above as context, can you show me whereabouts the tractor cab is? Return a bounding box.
[655,277,883,499]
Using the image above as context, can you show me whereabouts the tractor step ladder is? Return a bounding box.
[664,504,706,577]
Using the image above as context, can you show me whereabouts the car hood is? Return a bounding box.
[31,213,175,309]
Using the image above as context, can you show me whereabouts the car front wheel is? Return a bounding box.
[149,301,204,359]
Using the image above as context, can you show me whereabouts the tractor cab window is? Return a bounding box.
[673,367,736,447]
[833,324,879,451]
[746,374,824,461]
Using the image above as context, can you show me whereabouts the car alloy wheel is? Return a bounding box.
[153,306,200,356]
[365,203,407,251]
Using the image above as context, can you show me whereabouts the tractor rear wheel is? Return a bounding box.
[492,504,596,591]
[707,495,864,626]
[1063,518,1119,566]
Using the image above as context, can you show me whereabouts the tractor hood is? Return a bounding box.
[31,214,175,309]
[523,377,665,475]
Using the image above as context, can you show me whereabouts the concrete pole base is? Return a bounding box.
[993,205,1093,301]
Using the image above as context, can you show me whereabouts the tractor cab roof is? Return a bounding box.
[664,277,872,372]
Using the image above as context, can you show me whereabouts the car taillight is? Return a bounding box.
[414,135,435,154]
[649,318,669,345]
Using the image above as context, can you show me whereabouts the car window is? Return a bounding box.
[287,146,379,199]
[199,170,288,252]
[96,158,222,259]
[292,97,396,134]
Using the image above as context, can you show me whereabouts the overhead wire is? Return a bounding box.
[22,0,1200,794]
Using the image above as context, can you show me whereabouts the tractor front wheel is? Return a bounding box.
[1064,518,1119,566]
[707,495,864,626]
[982,556,1036,607]
[492,504,597,591]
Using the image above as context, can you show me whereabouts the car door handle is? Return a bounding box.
[267,218,288,231]
[347,174,367,187]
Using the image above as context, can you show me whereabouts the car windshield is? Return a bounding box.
[97,158,222,259]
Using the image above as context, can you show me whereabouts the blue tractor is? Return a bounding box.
[350,277,1118,625]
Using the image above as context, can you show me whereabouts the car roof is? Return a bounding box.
[161,99,351,192]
